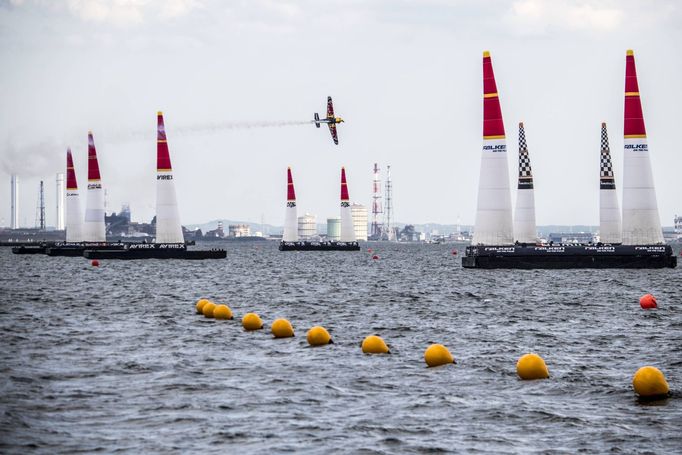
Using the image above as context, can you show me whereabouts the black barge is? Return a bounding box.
[462,244,677,269]
[84,243,226,260]
[11,244,53,255]
[279,241,361,251]
[45,242,127,257]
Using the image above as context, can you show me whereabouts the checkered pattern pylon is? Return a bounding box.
[600,123,616,189]
[518,123,533,189]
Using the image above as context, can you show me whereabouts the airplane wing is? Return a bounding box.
[328,123,339,145]
[327,96,335,118]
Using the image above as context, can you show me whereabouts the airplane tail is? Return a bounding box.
[314,113,321,128]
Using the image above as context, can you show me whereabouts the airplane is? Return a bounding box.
[314,96,344,145]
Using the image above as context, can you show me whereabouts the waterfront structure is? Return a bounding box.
[599,123,622,244]
[228,224,250,237]
[513,122,537,243]
[351,203,368,241]
[464,50,675,269]
[83,112,225,259]
[279,168,359,251]
[298,213,317,240]
[82,132,106,242]
[327,217,340,241]
[472,51,514,245]
[621,50,664,244]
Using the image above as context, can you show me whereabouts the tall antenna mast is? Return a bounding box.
[384,165,394,241]
[35,180,46,230]
[370,163,383,239]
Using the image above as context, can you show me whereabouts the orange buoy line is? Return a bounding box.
[191,299,672,398]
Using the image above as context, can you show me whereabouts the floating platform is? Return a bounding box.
[83,243,226,260]
[279,241,361,251]
[462,244,677,269]
[44,243,127,257]
[11,245,50,255]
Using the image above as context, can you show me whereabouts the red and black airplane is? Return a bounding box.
[314,96,344,145]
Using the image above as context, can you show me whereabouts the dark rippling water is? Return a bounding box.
[1,241,681,453]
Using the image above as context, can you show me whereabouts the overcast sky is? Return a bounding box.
[1,0,680,229]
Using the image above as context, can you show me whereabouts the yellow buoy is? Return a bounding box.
[271,318,294,338]
[633,366,669,398]
[196,298,210,314]
[424,344,455,367]
[361,335,389,354]
[516,353,549,380]
[307,326,332,346]
[213,304,233,320]
[242,312,264,331]
[202,302,217,318]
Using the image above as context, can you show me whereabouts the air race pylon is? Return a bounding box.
[599,123,622,244]
[82,132,106,242]
[282,167,298,242]
[513,122,537,243]
[155,112,184,244]
[621,50,663,245]
[65,148,83,243]
[339,167,356,242]
[472,51,514,245]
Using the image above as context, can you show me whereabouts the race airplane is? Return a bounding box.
[314,96,344,145]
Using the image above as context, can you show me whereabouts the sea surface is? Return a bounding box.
[1,241,681,454]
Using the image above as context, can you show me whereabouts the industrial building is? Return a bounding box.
[351,203,368,241]
[298,213,317,239]
[229,224,251,237]
[327,217,340,241]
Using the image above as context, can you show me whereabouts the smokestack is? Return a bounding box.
[10,175,18,229]
[56,173,65,230]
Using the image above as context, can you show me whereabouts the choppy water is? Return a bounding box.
[1,241,681,453]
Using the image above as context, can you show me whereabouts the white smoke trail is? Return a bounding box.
[176,119,314,133]
[123,119,315,141]
[0,119,315,176]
